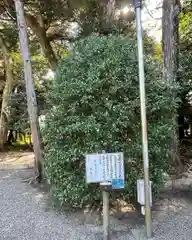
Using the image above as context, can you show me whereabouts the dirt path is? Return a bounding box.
[0,152,192,240]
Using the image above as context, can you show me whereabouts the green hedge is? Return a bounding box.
[43,36,178,208]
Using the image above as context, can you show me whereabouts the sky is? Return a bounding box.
[142,0,162,42]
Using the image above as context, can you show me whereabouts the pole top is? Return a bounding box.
[135,0,142,8]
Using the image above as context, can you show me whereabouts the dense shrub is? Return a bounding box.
[43,36,178,208]
[179,51,192,97]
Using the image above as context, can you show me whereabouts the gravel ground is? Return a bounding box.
[0,152,192,240]
[130,208,192,240]
[0,168,132,240]
[153,209,192,240]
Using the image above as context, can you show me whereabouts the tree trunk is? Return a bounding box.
[162,0,180,81]
[38,31,57,71]
[105,0,116,25]
[0,36,13,150]
[102,0,116,33]
[2,0,57,70]
[14,0,44,181]
[162,0,183,172]
[25,14,57,71]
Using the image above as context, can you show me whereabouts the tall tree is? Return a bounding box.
[162,0,180,81]
[25,13,57,70]
[1,0,59,70]
[14,0,43,181]
[1,0,136,71]
[0,35,14,149]
[162,0,183,171]
[102,0,116,32]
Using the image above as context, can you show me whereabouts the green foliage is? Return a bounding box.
[0,23,18,51]
[43,36,179,208]
[9,50,50,131]
[178,51,192,98]
[180,11,192,50]
[178,3,192,99]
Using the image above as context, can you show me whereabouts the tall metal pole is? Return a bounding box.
[135,0,152,238]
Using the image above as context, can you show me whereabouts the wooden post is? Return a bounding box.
[101,150,110,240]
[100,182,111,240]
[103,189,109,240]
[14,0,44,181]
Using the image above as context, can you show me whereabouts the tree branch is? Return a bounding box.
[24,12,57,70]
[144,4,162,20]
[0,3,15,20]
[0,34,9,55]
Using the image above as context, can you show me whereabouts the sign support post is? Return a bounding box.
[135,0,152,238]
[85,152,124,240]
[101,150,110,240]
[100,182,110,240]
[103,190,109,240]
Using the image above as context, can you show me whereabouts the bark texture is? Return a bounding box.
[105,0,116,26]
[162,0,182,172]
[14,0,43,181]
[25,14,57,71]
[0,36,13,150]
[162,0,180,81]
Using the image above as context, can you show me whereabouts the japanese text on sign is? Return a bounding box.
[85,152,124,183]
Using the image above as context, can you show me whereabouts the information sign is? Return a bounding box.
[85,152,124,187]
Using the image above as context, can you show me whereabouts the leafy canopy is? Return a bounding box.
[43,36,179,207]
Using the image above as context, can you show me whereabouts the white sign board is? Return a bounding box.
[85,152,124,184]
[137,179,152,206]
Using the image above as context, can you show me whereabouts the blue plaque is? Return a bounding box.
[112,179,125,189]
